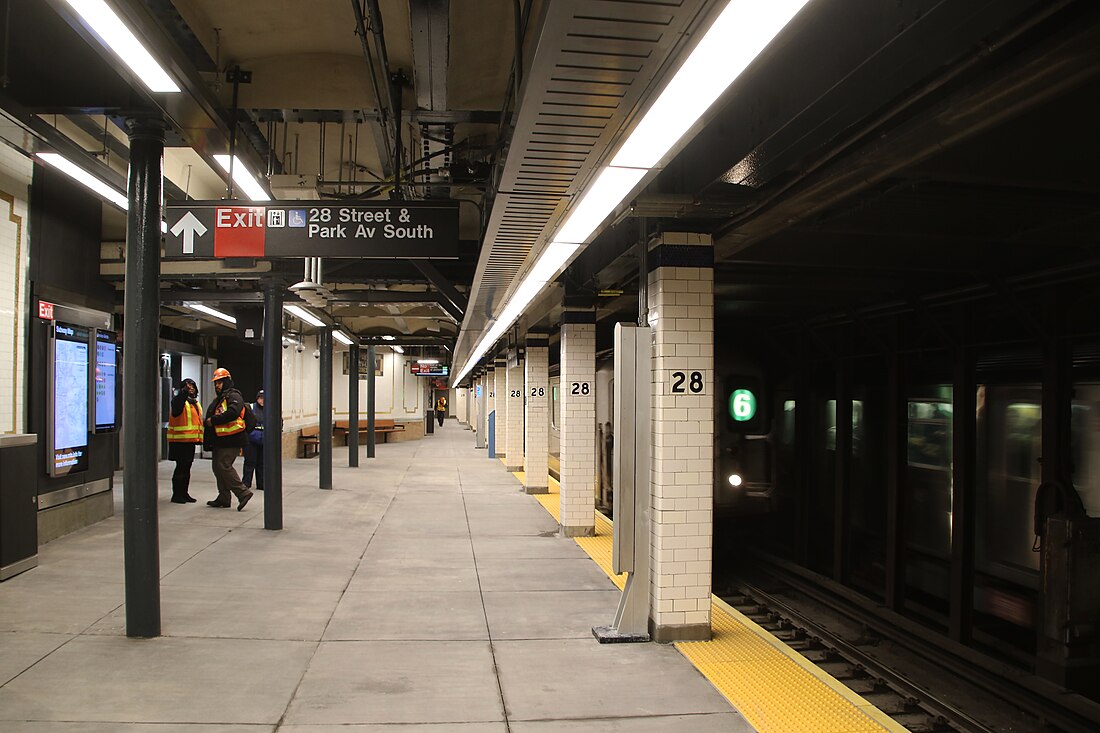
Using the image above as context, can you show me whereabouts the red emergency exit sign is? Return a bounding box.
[214,206,266,257]
[38,301,54,320]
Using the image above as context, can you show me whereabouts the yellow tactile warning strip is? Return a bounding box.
[510,469,905,733]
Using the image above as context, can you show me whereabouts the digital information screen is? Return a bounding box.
[94,330,117,432]
[409,363,450,377]
[51,322,90,476]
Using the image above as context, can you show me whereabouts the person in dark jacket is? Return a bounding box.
[203,367,253,510]
[166,378,202,503]
[243,389,265,490]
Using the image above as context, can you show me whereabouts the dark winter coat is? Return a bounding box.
[203,384,249,449]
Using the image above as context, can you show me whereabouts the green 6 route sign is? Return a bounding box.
[729,389,757,422]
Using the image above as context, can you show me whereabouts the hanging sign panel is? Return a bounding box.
[164,201,458,259]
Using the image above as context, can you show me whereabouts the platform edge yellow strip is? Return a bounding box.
[709,596,909,733]
[508,465,904,733]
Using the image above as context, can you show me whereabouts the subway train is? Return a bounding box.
[711,347,1100,658]
[542,343,1100,658]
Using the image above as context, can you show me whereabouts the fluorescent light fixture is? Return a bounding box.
[528,241,581,284]
[284,304,325,328]
[187,302,236,325]
[417,359,439,365]
[553,167,647,245]
[213,155,269,201]
[454,0,812,386]
[333,331,354,346]
[612,0,811,169]
[64,0,180,93]
[381,335,396,341]
[36,153,127,209]
[391,344,405,354]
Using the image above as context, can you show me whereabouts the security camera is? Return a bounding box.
[312,349,321,359]
[295,343,305,354]
[282,341,289,350]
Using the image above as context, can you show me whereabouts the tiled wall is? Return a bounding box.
[559,318,595,536]
[0,147,31,434]
[524,343,549,492]
[647,233,715,640]
[505,362,525,470]
[493,364,505,456]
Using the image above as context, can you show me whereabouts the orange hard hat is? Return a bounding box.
[212,367,232,381]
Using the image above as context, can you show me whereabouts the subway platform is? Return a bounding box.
[0,425,751,732]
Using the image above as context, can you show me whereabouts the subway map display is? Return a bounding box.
[51,322,90,476]
[94,330,117,432]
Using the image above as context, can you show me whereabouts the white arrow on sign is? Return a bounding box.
[170,211,207,254]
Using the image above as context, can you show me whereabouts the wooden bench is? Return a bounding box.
[333,418,406,444]
[298,426,320,458]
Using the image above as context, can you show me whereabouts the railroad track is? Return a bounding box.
[727,583,994,733]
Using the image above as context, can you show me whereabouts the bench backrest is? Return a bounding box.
[300,426,321,437]
[331,419,398,430]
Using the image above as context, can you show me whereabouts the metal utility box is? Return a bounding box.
[0,435,39,580]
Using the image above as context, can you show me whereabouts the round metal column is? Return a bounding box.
[319,327,333,489]
[263,283,283,529]
[122,118,164,638]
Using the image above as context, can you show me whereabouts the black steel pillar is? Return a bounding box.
[366,344,376,458]
[884,344,906,611]
[263,283,283,529]
[122,118,164,638]
[426,380,435,435]
[319,327,333,489]
[348,342,359,467]
[949,346,977,643]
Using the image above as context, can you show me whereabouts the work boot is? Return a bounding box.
[170,495,189,504]
[237,490,253,511]
[206,498,231,508]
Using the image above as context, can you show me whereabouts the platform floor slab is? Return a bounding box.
[0,427,753,732]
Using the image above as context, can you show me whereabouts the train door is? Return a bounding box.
[975,384,1042,654]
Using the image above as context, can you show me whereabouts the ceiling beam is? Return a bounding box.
[411,261,466,322]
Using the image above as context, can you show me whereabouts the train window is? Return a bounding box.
[907,401,953,469]
[551,385,560,429]
[824,399,863,453]
[1070,383,1100,516]
[780,400,795,447]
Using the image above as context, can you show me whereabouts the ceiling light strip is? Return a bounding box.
[187,303,236,325]
[284,304,325,328]
[453,0,813,386]
[214,155,270,202]
[64,0,180,93]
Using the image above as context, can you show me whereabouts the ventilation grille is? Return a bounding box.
[458,0,706,364]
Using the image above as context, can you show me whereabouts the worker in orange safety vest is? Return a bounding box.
[202,367,253,511]
[167,378,202,503]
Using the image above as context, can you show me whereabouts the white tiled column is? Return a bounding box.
[524,336,550,493]
[505,360,525,471]
[486,372,495,444]
[493,360,506,458]
[0,146,30,434]
[559,310,596,537]
[648,233,715,642]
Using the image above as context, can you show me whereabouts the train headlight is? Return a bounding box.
[727,474,743,487]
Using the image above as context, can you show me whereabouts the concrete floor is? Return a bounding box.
[0,423,753,732]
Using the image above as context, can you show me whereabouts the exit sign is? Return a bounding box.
[38,301,54,320]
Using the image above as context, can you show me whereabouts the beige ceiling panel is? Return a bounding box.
[448,0,513,110]
[236,54,377,110]
[164,147,226,200]
[175,0,363,62]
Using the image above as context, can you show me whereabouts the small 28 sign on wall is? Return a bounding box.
[667,370,706,395]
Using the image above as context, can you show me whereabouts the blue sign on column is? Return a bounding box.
[487,411,496,458]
